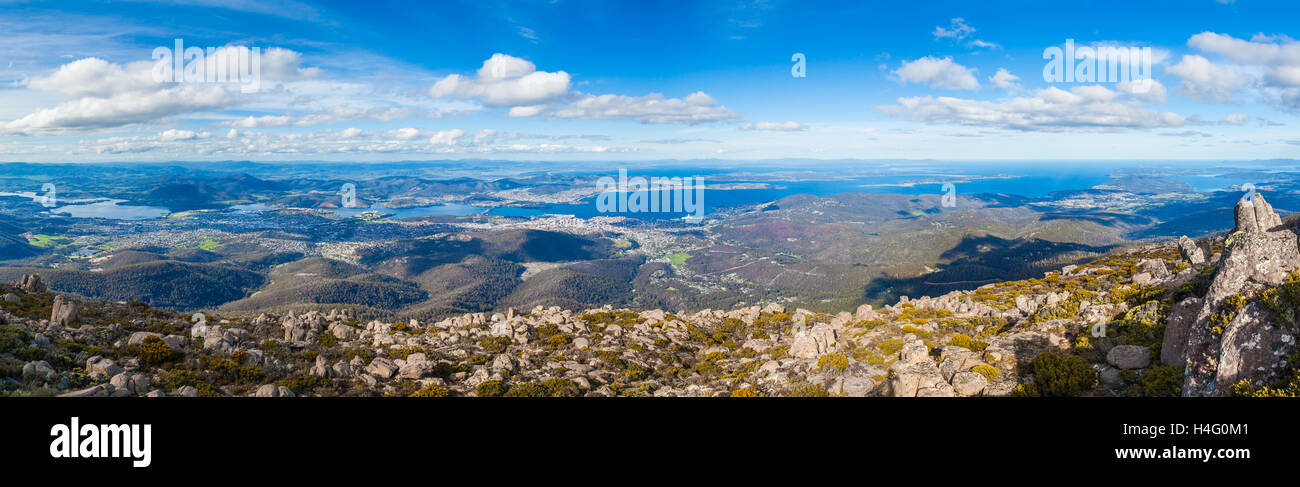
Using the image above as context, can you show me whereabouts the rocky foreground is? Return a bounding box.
[3,195,1300,397]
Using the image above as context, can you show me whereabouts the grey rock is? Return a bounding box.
[1178,236,1206,265]
[50,295,77,326]
[85,356,122,379]
[127,331,163,347]
[1161,297,1201,366]
[366,357,398,379]
[22,360,56,380]
[1107,345,1151,369]
[951,371,989,396]
[898,340,930,364]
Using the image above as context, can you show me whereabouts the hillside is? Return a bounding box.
[2,193,1297,398]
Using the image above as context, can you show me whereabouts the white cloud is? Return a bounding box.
[741,121,806,131]
[428,129,466,145]
[4,46,324,134]
[932,18,974,40]
[507,105,545,118]
[546,91,737,124]
[390,127,421,140]
[5,83,232,134]
[428,54,735,125]
[893,56,980,91]
[255,47,324,80]
[80,127,627,156]
[158,129,205,141]
[989,68,1020,90]
[429,53,571,107]
[877,82,1185,131]
[1180,32,1300,110]
[26,57,156,98]
[1166,54,1252,102]
[1220,113,1249,125]
[226,107,417,127]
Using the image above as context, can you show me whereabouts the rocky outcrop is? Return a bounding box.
[1178,236,1206,265]
[17,274,45,293]
[1161,297,1200,366]
[1180,194,1300,396]
[50,295,77,326]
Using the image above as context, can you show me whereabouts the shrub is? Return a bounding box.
[1030,352,1097,397]
[971,364,1000,381]
[503,382,550,397]
[545,333,571,347]
[316,333,338,347]
[878,339,905,355]
[137,336,175,366]
[731,386,760,397]
[816,353,849,374]
[389,346,426,360]
[1140,365,1183,397]
[540,378,582,397]
[479,336,511,354]
[1230,353,1300,397]
[1011,383,1040,397]
[476,380,506,397]
[207,356,237,374]
[410,387,452,397]
[947,334,989,352]
[900,325,932,338]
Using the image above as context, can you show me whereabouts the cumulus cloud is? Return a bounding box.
[740,121,806,131]
[893,56,980,91]
[1177,32,1300,111]
[429,54,735,125]
[546,91,737,124]
[26,57,156,98]
[989,68,1020,90]
[5,46,322,134]
[429,53,571,107]
[158,129,208,141]
[1166,54,1252,102]
[428,129,467,145]
[877,81,1185,131]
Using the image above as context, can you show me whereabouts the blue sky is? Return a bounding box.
[1,0,1298,162]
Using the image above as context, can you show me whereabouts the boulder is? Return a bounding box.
[888,360,945,397]
[951,371,989,396]
[1178,236,1206,265]
[1107,345,1151,369]
[127,331,163,347]
[18,274,45,293]
[22,360,56,380]
[50,295,77,326]
[898,340,930,363]
[366,357,398,379]
[1138,258,1170,279]
[85,356,122,379]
